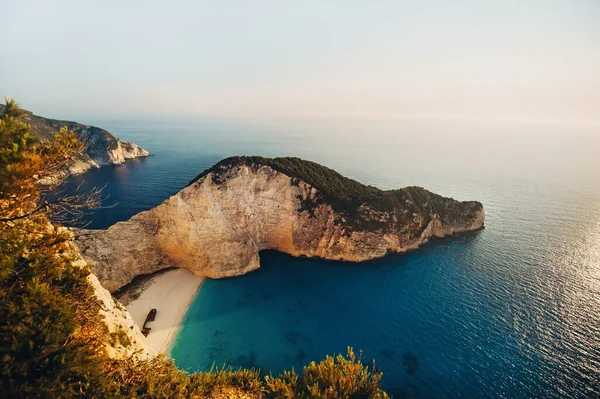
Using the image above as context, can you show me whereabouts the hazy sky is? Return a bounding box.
[1,0,599,121]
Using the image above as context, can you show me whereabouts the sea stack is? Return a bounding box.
[75,157,484,292]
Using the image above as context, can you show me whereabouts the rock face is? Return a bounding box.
[65,127,149,176]
[62,236,152,360]
[84,271,153,360]
[75,157,484,292]
[0,103,149,176]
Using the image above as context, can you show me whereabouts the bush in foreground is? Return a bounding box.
[266,349,389,399]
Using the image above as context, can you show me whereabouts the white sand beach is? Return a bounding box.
[122,268,204,355]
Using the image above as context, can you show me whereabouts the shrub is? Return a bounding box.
[265,348,388,399]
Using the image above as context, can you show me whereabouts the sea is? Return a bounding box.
[59,116,600,398]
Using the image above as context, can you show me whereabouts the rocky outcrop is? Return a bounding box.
[61,230,152,360]
[84,270,153,360]
[75,157,484,292]
[64,126,149,176]
[0,104,149,176]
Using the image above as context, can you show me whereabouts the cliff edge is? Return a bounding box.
[75,157,484,292]
[0,103,149,176]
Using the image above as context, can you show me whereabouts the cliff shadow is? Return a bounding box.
[182,227,484,324]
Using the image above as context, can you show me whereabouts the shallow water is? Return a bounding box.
[61,117,600,397]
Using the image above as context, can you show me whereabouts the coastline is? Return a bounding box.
[118,268,204,355]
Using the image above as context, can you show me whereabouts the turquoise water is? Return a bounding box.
[61,118,600,397]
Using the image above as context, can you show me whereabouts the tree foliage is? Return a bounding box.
[0,99,101,224]
[0,99,110,397]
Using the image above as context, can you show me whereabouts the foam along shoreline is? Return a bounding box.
[120,268,204,355]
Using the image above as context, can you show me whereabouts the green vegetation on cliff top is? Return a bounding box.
[192,156,482,231]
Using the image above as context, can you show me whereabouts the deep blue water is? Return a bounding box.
[61,117,600,398]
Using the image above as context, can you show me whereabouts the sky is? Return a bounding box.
[1,0,599,122]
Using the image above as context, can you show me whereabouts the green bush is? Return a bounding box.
[266,348,388,399]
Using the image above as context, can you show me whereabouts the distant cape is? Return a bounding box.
[0,103,149,177]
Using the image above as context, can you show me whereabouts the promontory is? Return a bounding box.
[75,156,485,292]
[0,103,149,176]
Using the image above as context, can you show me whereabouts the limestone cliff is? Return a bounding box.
[75,157,484,292]
[63,238,152,360]
[0,103,149,177]
[85,270,153,360]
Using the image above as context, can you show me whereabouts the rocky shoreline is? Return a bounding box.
[74,157,484,292]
